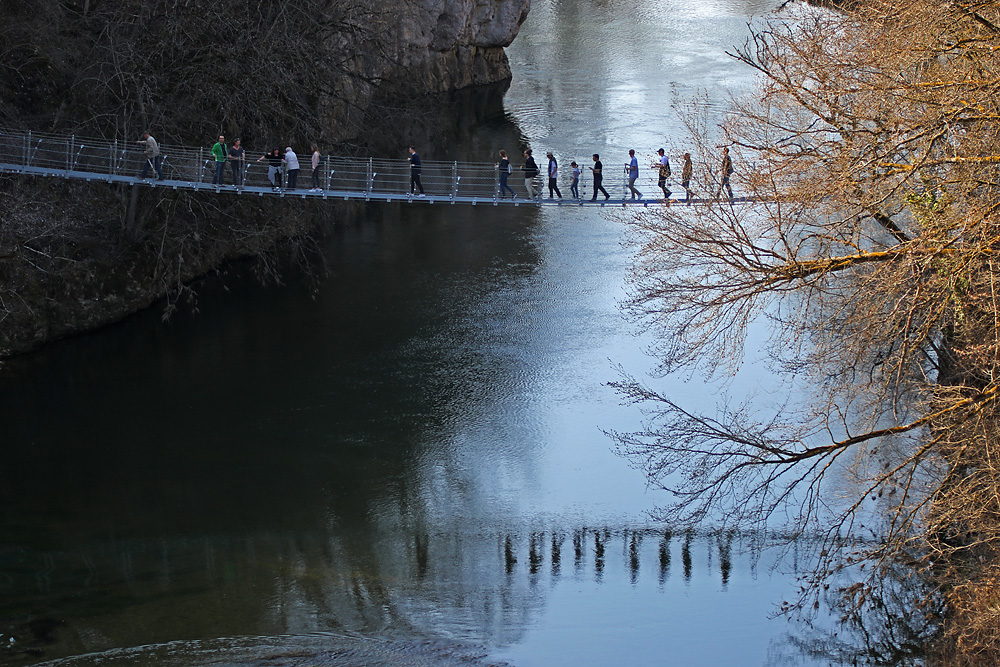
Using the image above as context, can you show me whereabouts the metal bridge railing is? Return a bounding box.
[0,128,539,199]
[0,127,743,205]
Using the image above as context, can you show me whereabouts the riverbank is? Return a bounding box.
[0,174,335,358]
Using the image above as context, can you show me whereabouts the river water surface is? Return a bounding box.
[0,1,841,666]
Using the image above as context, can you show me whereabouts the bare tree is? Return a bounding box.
[611,1,1000,661]
[0,0,401,144]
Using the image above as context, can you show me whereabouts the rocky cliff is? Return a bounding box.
[399,0,529,89]
[399,0,530,91]
[318,0,529,143]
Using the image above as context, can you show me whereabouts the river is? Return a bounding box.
[0,1,846,666]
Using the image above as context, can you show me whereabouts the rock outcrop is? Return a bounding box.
[318,0,530,143]
[398,0,530,90]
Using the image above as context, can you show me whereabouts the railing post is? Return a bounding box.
[366,157,373,197]
[451,161,458,201]
[67,135,72,171]
[198,147,204,186]
[494,163,500,203]
[25,130,30,166]
[325,155,331,191]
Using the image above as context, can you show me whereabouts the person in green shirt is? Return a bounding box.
[211,134,228,185]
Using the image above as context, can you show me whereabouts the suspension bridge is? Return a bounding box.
[0,128,748,207]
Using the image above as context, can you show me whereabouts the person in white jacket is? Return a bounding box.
[283,147,300,190]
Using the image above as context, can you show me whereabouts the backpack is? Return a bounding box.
[660,158,671,178]
[508,163,513,174]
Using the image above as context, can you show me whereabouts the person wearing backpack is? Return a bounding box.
[497,149,516,198]
[656,148,672,200]
[522,148,539,199]
[570,161,580,199]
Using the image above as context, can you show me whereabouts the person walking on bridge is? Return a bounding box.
[408,146,425,196]
[681,152,693,203]
[497,150,516,198]
[546,151,562,199]
[625,149,642,200]
[211,135,228,186]
[716,146,734,200]
[283,146,300,190]
[137,132,163,180]
[655,148,672,201]
[590,154,610,201]
[570,161,580,199]
[522,149,539,199]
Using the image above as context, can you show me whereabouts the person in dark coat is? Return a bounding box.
[522,149,539,199]
[590,153,610,201]
[409,146,425,195]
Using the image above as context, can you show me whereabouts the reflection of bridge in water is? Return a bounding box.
[0,128,750,207]
[0,521,815,662]
[497,525,738,585]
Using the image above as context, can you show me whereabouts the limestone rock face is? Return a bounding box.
[392,0,531,92]
[317,0,529,142]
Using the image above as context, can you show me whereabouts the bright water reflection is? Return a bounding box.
[0,0,847,666]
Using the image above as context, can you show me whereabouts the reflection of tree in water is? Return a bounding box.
[767,559,939,667]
